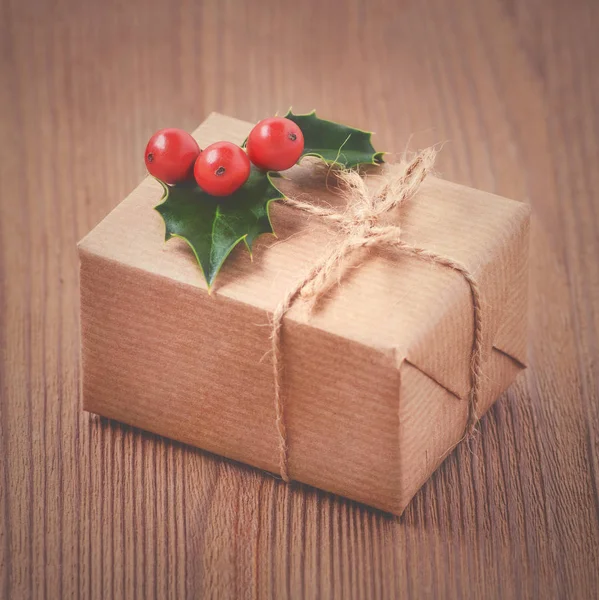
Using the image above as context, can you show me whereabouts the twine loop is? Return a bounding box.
[271,150,483,483]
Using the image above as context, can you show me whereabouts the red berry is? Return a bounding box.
[246,117,304,171]
[193,141,251,197]
[145,128,201,184]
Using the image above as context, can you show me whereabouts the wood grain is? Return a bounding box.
[1,0,598,597]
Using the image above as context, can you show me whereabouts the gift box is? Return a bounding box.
[78,113,530,515]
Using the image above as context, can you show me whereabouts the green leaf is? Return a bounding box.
[155,166,283,288]
[285,110,385,168]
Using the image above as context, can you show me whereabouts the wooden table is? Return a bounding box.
[1,0,598,598]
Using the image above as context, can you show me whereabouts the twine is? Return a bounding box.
[271,150,483,483]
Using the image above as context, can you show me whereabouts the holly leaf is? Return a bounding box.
[155,166,283,288]
[284,110,385,168]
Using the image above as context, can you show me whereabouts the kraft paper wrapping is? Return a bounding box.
[78,113,530,514]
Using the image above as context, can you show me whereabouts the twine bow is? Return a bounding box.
[271,150,483,483]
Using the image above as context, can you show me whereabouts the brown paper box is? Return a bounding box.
[78,113,530,515]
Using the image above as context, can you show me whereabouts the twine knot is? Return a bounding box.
[271,149,483,483]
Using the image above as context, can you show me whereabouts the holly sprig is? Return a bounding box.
[153,111,383,288]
